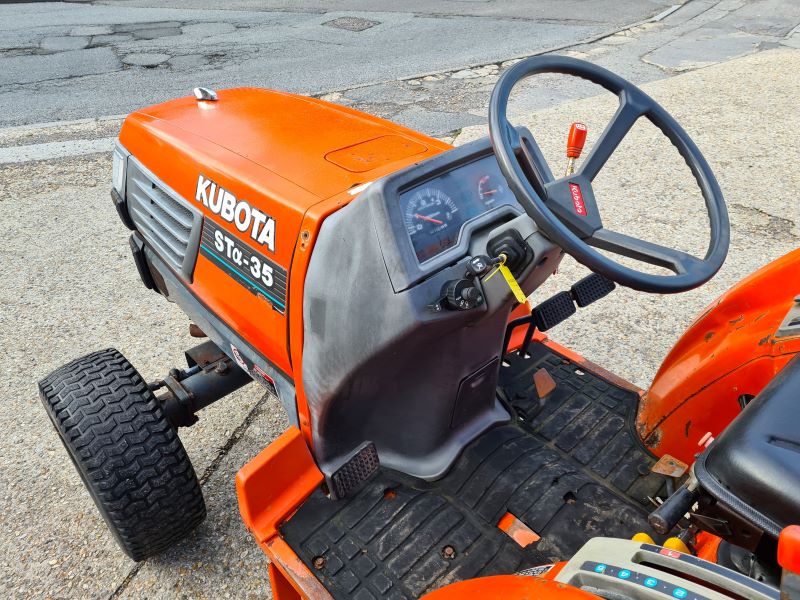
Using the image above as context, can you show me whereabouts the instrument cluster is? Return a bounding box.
[399,155,519,263]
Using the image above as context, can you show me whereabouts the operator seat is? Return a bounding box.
[695,354,800,537]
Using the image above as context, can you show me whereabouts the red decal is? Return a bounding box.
[659,549,683,558]
[252,364,274,385]
[569,183,588,216]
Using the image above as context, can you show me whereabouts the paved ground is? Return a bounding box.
[0,0,675,128]
[1,1,799,598]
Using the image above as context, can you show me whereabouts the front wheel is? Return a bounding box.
[38,348,206,561]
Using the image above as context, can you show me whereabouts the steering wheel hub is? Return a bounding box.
[544,175,601,238]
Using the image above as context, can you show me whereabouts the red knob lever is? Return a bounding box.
[779,525,800,574]
[566,122,588,159]
[780,526,800,600]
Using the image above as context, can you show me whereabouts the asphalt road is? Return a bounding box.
[0,0,675,127]
[1,1,799,598]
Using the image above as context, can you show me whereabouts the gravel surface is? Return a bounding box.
[1,47,798,599]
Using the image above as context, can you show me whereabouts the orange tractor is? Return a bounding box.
[40,57,800,599]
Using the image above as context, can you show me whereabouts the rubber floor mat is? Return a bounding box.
[499,341,666,506]
[281,343,664,599]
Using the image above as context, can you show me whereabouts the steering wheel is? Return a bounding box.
[489,55,729,293]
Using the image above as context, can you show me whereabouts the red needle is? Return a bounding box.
[415,213,444,225]
[481,188,498,197]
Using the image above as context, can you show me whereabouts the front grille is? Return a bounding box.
[126,158,202,280]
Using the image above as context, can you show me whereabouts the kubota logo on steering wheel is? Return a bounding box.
[568,183,588,216]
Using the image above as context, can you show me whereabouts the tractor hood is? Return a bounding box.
[117,88,448,374]
[120,87,444,201]
[118,87,448,280]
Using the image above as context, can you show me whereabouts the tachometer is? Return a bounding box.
[403,187,460,262]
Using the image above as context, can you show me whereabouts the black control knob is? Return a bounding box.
[443,279,483,311]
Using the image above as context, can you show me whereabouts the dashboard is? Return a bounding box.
[398,154,520,263]
[365,136,530,292]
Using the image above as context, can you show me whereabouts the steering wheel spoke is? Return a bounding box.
[588,228,704,275]
[518,131,555,196]
[579,92,648,181]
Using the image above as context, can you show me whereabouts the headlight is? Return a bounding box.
[112,145,127,196]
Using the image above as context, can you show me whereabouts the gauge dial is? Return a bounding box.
[478,174,505,208]
[404,187,458,236]
[404,187,460,262]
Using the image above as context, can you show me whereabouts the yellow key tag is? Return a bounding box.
[499,264,530,307]
[483,254,531,308]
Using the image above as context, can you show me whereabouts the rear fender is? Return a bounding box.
[639,249,800,463]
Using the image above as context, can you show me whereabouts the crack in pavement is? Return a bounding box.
[196,392,272,487]
[1,61,126,92]
[308,1,692,100]
[638,2,727,69]
[638,0,776,72]
[108,564,143,600]
[0,2,680,118]
[107,391,272,599]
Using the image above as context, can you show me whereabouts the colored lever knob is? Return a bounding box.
[779,525,800,574]
[566,122,588,159]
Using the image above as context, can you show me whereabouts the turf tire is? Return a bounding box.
[38,348,206,561]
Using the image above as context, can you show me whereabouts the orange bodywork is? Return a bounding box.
[236,426,331,599]
[778,525,800,574]
[236,426,323,543]
[420,574,598,600]
[638,248,800,463]
[498,511,541,547]
[119,89,450,445]
[695,531,723,564]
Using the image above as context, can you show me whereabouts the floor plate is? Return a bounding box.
[280,342,664,599]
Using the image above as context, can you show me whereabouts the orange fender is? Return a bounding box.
[639,248,800,463]
[421,575,600,600]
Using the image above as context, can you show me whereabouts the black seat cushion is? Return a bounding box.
[695,354,800,537]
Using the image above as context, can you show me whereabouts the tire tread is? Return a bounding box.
[39,349,205,561]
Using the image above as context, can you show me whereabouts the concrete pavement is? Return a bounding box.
[3,0,798,147]
[327,0,800,136]
[1,1,799,598]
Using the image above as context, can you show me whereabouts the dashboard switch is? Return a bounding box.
[443,279,483,311]
[487,229,530,274]
[465,255,493,278]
